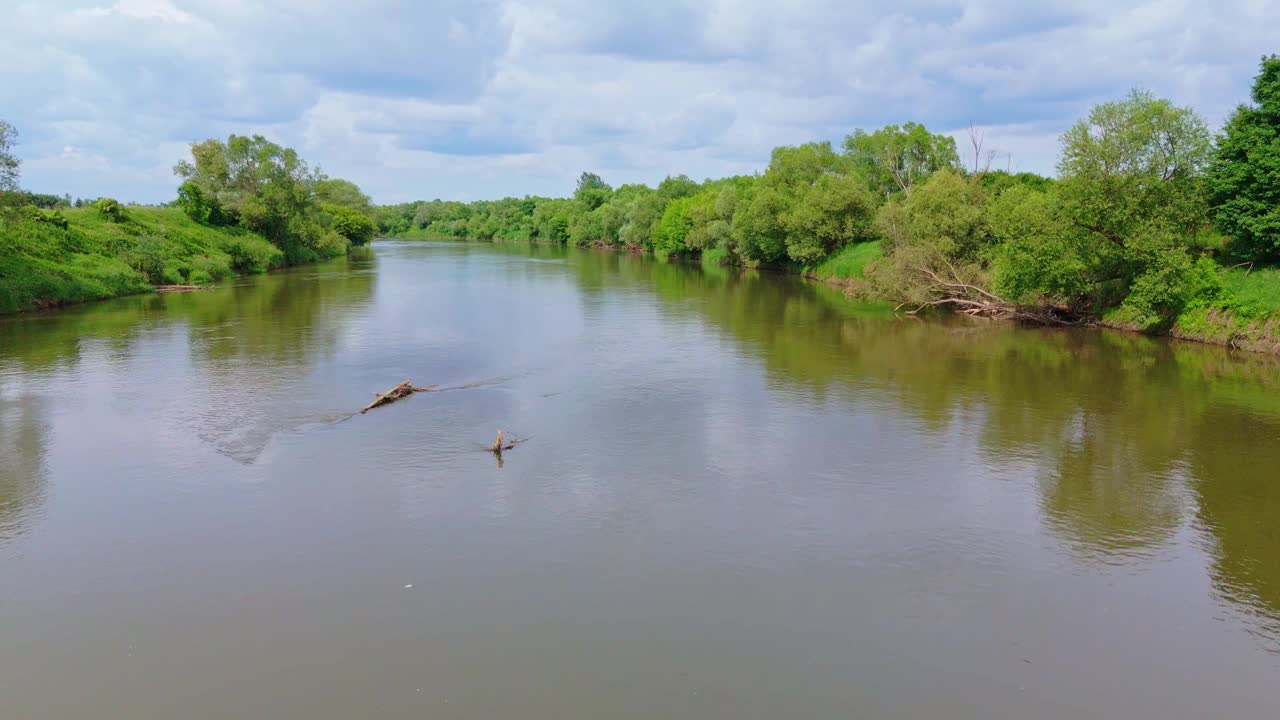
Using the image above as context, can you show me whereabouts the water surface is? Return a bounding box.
[2,240,1278,718]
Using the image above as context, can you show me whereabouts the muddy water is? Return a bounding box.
[1,240,1277,718]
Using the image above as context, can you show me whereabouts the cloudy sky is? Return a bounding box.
[3,0,1277,204]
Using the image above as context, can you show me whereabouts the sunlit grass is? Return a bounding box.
[804,240,882,280]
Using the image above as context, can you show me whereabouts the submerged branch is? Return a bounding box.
[359,380,437,414]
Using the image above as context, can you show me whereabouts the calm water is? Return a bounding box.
[2,240,1278,718]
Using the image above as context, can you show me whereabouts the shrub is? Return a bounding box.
[222,235,282,273]
[121,234,171,284]
[94,197,129,223]
[322,203,376,246]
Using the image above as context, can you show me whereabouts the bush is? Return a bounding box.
[189,254,233,282]
[222,234,282,273]
[94,198,129,223]
[121,234,171,284]
[176,180,228,225]
[1119,247,1223,329]
[1,204,69,229]
[322,203,376,246]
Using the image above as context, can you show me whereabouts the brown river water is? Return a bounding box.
[1,240,1278,718]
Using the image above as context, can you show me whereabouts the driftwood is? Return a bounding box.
[361,380,435,414]
[155,285,208,293]
[489,429,527,453]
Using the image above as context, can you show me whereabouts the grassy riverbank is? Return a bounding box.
[0,205,282,314]
[1105,267,1280,354]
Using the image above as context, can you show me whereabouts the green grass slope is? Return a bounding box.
[800,240,883,281]
[1168,267,1280,353]
[1,206,282,314]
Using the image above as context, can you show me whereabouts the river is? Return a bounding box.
[1,240,1278,718]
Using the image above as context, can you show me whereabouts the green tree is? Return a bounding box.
[652,196,696,254]
[730,143,855,263]
[1057,89,1211,244]
[782,174,878,263]
[731,185,789,263]
[989,185,1086,303]
[656,174,699,200]
[314,178,374,216]
[176,180,227,225]
[683,188,730,251]
[0,120,19,194]
[174,134,346,261]
[532,198,573,242]
[899,169,990,261]
[1055,89,1214,325]
[323,203,376,246]
[866,170,996,311]
[1208,55,1280,260]
[844,123,960,196]
[619,189,666,248]
[574,172,612,211]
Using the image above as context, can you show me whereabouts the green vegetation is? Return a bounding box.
[0,120,18,193]
[4,56,1280,349]
[0,205,282,313]
[172,134,370,263]
[804,240,883,282]
[1208,55,1280,261]
[376,56,1280,352]
[1,128,376,314]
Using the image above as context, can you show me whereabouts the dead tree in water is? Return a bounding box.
[360,380,437,414]
[490,429,520,453]
[895,260,1083,326]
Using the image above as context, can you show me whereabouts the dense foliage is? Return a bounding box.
[1208,55,1280,261]
[5,56,1280,337]
[173,134,375,262]
[377,68,1280,338]
[1,125,375,312]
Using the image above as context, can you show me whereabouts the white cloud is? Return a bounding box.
[1,0,1276,203]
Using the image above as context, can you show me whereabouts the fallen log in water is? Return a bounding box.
[361,380,437,413]
[154,285,208,293]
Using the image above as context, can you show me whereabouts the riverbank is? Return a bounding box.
[383,232,1280,355]
[1102,267,1280,354]
[2,206,283,314]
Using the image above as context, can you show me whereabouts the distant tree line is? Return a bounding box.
[377,55,1280,329]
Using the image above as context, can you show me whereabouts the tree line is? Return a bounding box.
[377,55,1280,330]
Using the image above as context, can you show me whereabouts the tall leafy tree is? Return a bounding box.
[0,120,19,194]
[174,135,348,260]
[1057,89,1211,245]
[844,123,960,196]
[314,178,374,216]
[574,172,612,211]
[1051,90,1213,325]
[1208,55,1280,260]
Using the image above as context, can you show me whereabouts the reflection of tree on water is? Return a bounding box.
[0,388,49,546]
[563,247,1280,644]
[166,255,378,463]
[0,254,377,464]
[1189,407,1280,648]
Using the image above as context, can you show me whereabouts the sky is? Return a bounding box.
[3,0,1277,205]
